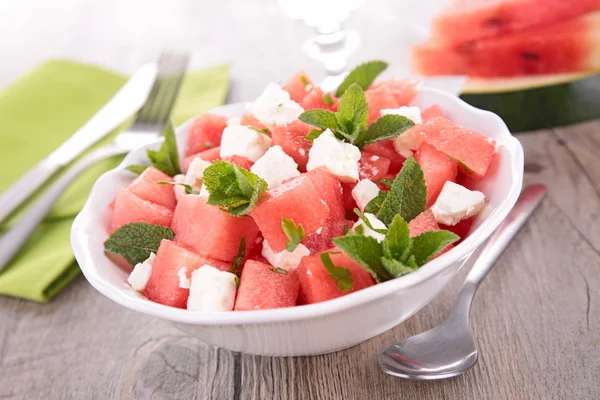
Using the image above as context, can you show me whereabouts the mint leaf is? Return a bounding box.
[305,129,324,142]
[146,120,181,176]
[375,178,394,189]
[126,164,148,175]
[335,60,388,97]
[232,237,246,276]
[322,93,334,106]
[376,157,427,226]
[333,235,392,283]
[381,257,418,277]
[354,208,388,234]
[411,230,459,266]
[336,83,369,137]
[364,114,415,145]
[104,222,174,265]
[364,191,387,214]
[300,74,311,87]
[270,267,288,274]
[382,215,411,262]
[248,125,271,136]
[282,217,305,252]
[320,252,353,291]
[203,160,268,216]
[299,109,338,132]
[157,181,198,195]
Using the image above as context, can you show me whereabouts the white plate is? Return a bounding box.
[71,87,524,356]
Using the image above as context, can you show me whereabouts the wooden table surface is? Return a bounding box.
[1,1,599,399]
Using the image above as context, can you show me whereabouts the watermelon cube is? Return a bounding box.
[240,113,268,132]
[271,120,313,171]
[234,260,300,310]
[340,182,359,213]
[363,140,406,174]
[282,70,313,104]
[186,113,228,156]
[301,87,339,111]
[127,166,176,210]
[440,217,474,243]
[171,195,259,262]
[414,142,458,207]
[408,209,454,256]
[365,84,400,125]
[222,155,254,170]
[302,219,352,253]
[297,250,375,305]
[372,79,420,107]
[421,105,446,122]
[183,147,221,172]
[110,189,173,232]
[144,239,230,308]
[417,117,496,179]
[249,174,329,252]
[358,151,391,181]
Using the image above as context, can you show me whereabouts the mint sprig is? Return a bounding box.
[305,129,324,142]
[322,93,334,106]
[125,164,148,175]
[202,160,268,216]
[320,252,354,291]
[282,217,305,252]
[146,120,181,176]
[335,60,389,97]
[232,237,246,276]
[157,181,198,195]
[248,125,271,137]
[104,222,174,265]
[270,267,288,274]
[354,208,388,234]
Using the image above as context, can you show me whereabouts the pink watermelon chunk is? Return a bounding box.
[127,166,176,210]
[183,147,221,173]
[301,87,339,111]
[358,151,391,181]
[171,195,259,262]
[240,114,268,132]
[422,105,447,122]
[416,117,496,179]
[365,84,400,125]
[144,239,231,309]
[186,113,228,156]
[249,174,329,252]
[110,189,173,232]
[363,140,406,174]
[340,182,358,213]
[371,79,420,107]
[234,260,300,310]
[408,209,454,256]
[282,70,313,104]
[440,217,474,242]
[271,120,313,171]
[297,250,375,305]
[414,142,458,207]
[223,155,254,170]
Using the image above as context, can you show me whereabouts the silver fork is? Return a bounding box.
[0,53,189,272]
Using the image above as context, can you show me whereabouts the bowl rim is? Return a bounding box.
[71,87,524,326]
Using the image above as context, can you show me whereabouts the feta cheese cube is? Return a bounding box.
[381,106,422,124]
[178,266,191,289]
[352,179,380,212]
[306,129,361,182]
[247,83,304,129]
[352,213,387,242]
[381,106,425,158]
[199,184,210,198]
[227,116,241,126]
[220,125,272,162]
[173,174,186,201]
[187,265,237,312]
[261,239,310,271]
[127,252,156,292]
[184,157,212,191]
[431,181,485,226]
[250,145,300,188]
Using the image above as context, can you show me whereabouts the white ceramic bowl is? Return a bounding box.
[71,87,524,356]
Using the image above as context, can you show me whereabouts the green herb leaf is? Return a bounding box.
[248,125,271,136]
[202,160,268,216]
[305,129,324,142]
[381,257,418,278]
[376,157,427,226]
[231,237,246,276]
[234,275,241,288]
[364,191,388,214]
[333,235,392,283]
[126,164,148,175]
[375,178,394,189]
[322,92,334,106]
[354,208,388,234]
[298,109,339,132]
[411,230,459,266]
[320,252,354,291]
[146,120,181,176]
[364,114,415,145]
[270,267,288,274]
[156,181,198,195]
[281,217,305,252]
[335,60,389,97]
[104,222,174,265]
[300,74,311,87]
[336,83,369,139]
[382,215,411,262]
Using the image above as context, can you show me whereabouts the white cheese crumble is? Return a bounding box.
[227,116,241,126]
[431,181,486,226]
[306,129,361,182]
[262,239,310,271]
[185,157,212,191]
[381,106,424,158]
[127,252,156,292]
[187,265,237,312]
[199,184,210,198]
[178,266,191,289]
[352,213,387,242]
[246,83,304,129]
[381,106,423,124]
[173,174,186,201]
[220,125,272,162]
[352,179,380,212]
[250,145,300,188]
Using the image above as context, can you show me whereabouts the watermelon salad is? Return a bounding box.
[103,61,496,312]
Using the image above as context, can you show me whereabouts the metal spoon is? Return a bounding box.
[378,184,547,380]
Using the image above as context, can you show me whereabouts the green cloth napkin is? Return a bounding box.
[0,59,230,302]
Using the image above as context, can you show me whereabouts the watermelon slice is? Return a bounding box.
[234,260,300,310]
[110,189,173,232]
[171,195,259,262]
[413,12,600,77]
[186,113,228,156]
[249,174,329,252]
[365,84,400,124]
[408,209,455,255]
[421,105,446,122]
[144,239,230,309]
[415,117,496,179]
[430,0,600,44]
[240,113,268,132]
[363,140,405,174]
[183,147,221,173]
[358,151,391,181]
[127,166,176,210]
[414,143,458,207]
[222,155,254,170]
[371,80,420,107]
[271,120,313,171]
[297,250,375,304]
[301,87,339,111]
[340,182,358,213]
[282,70,313,104]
